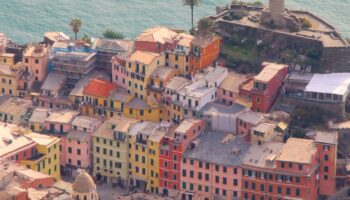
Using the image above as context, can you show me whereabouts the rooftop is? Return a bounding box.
[255,62,287,82]
[23,45,49,58]
[192,34,219,48]
[127,97,151,110]
[204,66,228,84]
[165,76,191,91]
[41,73,66,92]
[129,121,160,137]
[29,108,49,124]
[150,66,175,80]
[94,116,138,140]
[200,102,245,115]
[69,70,109,97]
[45,110,79,124]
[26,132,60,147]
[83,79,117,98]
[175,33,195,48]
[108,88,130,103]
[44,32,69,42]
[276,138,317,164]
[184,131,250,166]
[71,116,101,130]
[219,72,250,93]
[175,118,201,134]
[136,26,178,44]
[243,142,284,168]
[128,50,160,65]
[314,131,338,145]
[237,110,264,125]
[92,38,134,53]
[304,73,350,95]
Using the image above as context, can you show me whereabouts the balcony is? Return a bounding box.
[27,153,45,162]
[136,138,147,145]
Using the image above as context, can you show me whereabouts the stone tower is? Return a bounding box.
[269,0,285,25]
[72,170,99,200]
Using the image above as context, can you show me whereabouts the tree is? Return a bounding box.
[103,29,125,39]
[197,17,213,33]
[183,0,202,30]
[70,18,82,40]
[82,34,91,44]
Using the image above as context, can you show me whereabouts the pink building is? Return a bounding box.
[112,55,129,89]
[217,73,250,106]
[23,44,50,82]
[43,110,79,165]
[181,132,250,200]
[66,116,102,173]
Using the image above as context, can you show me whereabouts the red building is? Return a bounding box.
[251,62,288,113]
[159,118,205,198]
[315,131,338,197]
[191,35,221,71]
[241,138,320,200]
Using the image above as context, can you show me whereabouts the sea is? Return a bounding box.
[1,0,349,44]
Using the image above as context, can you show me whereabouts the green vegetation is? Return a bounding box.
[290,106,335,129]
[82,34,91,44]
[220,35,261,74]
[231,0,264,7]
[223,10,248,21]
[252,1,264,7]
[182,0,202,30]
[197,17,213,33]
[70,18,82,40]
[300,18,312,29]
[103,29,125,39]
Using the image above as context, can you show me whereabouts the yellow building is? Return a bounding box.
[124,96,162,122]
[128,121,165,193]
[92,116,138,186]
[0,53,34,96]
[166,33,195,76]
[20,132,61,180]
[124,51,165,99]
[148,66,177,102]
[82,79,132,119]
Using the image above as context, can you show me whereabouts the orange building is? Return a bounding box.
[191,35,221,72]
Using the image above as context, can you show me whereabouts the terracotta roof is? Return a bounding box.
[136,27,178,44]
[128,51,160,65]
[255,62,288,82]
[83,79,117,98]
[219,72,250,93]
[175,33,195,48]
[192,35,220,48]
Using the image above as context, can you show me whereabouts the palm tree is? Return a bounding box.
[183,0,202,30]
[70,18,82,40]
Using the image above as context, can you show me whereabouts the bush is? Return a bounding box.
[252,1,264,7]
[300,18,312,29]
[291,106,334,128]
[305,48,322,60]
[103,29,125,39]
[198,17,214,32]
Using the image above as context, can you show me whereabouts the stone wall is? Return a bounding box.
[280,95,345,118]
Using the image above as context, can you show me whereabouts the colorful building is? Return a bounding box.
[134,27,177,54]
[21,132,61,180]
[241,138,319,200]
[66,116,101,174]
[113,50,165,99]
[29,108,50,132]
[217,72,251,106]
[22,44,50,82]
[315,131,338,198]
[0,97,32,124]
[148,66,176,101]
[43,109,79,166]
[123,97,162,122]
[191,35,221,71]
[128,121,165,193]
[159,118,204,198]
[251,62,288,113]
[181,132,250,200]
[92,116,138,186]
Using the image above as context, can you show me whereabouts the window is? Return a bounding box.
[233,179,238,186]
[205,173,209,181]
[296,188,300,196]
[182,170,186,177]
[215,165,219,171]
[215,176,219,183]
[190,171,194,178]
[68,147,72,153]
[260,184,264,191]
[324,166,329,172]
[286,188,291,195]
[198,172,202,180]
[244,181,248,189]
[281,162,285,168]
[77,149,81,155]
[233,168,237,174]
[269,185,273,192]
[278,186,282,194]
[222,177,227,185]
[324,175,328,180]
[298,164,303,170]
[296,177,300,183]
[324,154,329,161]
[35,59,39,64]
